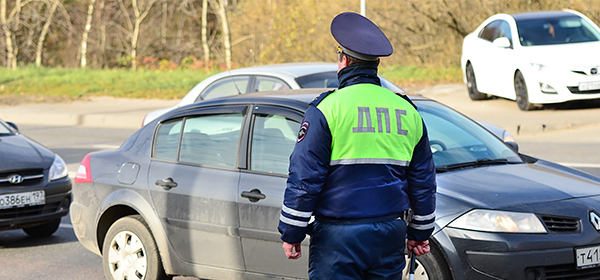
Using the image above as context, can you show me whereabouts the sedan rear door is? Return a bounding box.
[147,105,247,270]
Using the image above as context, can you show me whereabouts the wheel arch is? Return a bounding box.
[428,234,455,279]
[96,189,176,275]
[512,69,524,100]
[462,60,472,84]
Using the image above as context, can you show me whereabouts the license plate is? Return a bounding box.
[575,245,600,269]
[578,81,600,91]
[0,191,45,209]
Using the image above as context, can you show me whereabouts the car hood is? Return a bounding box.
[520,41,600,67]
[437,161,600,210]
[0,135,54,171]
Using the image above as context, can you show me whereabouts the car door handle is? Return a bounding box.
[155,177,177,191]
[241,189,266,202]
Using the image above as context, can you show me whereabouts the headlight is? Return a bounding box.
[539,82,557,93]
[448,209,547,233]
[49,154,69,181]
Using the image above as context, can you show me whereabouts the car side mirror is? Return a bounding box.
[492,37,511,48]
[505,141,519,153]
[6,121,18,132]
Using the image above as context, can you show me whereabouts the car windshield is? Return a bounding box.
[0,121,13,136]
[517,15,600,46]
[414,100,523,170]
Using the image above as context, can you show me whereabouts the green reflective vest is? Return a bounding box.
[317,83,424,166]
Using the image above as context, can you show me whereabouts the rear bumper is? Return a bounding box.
[0,176,71,230]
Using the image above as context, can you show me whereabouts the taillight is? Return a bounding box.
[74,153,93,184]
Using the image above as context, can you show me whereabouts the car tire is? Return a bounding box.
[403,243,452,280]
[466,63,487,100]
[102,215,170,280]
[514,71,534,111]
[23,218,61,237]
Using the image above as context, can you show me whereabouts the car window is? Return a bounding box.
[295,71,339,88]
[179,113,244,168]
[497,21,512,42]
[479,20,502,42]
[200,76,250,101]
[154,119,183,161]
[253,76,290,92]
[415,101,522,167]
[0,121,12,135]
[250,113,300,175]
[517,15,600,46]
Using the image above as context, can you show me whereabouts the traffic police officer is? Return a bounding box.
[278,12,437,279]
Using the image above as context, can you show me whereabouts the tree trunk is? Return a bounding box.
[161,0,166,45]
[201,0,209,63]
[1,0,21,69]
[99,0,105,68]
[80,0,96,68]
[217,0,230,69]
[130,0,158,70]
[36,0,59,67]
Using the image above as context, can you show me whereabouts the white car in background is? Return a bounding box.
[142,62,404,125]
[461,9,600,110]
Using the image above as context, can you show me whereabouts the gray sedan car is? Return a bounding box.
[72,89,600,280]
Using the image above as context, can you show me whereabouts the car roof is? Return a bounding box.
[173,88,428,116]
[510,10,578,21]
[216,62,337,78]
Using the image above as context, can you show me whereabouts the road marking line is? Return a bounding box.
[559,162,600,168]
[60,223,74,229]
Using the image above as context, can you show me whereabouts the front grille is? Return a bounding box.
[567,87,600,94]
[541,215,580,233]
[0,169,45,187]
[0,201,61,220]
[527,263,600,280]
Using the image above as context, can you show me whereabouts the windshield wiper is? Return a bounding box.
[436,158,511,173]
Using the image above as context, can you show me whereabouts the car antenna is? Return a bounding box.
[214,47,242,95]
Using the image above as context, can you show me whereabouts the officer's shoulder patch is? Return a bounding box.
[297,121,310,143]
[310,89,336,106]
[395,92,418,110]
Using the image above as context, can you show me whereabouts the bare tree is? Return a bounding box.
[80,0,97,68]
[1,0,28,69]
[201,0,209,63]
[35,0,60,67]
[210,0,230,68]
[118,0,159,70]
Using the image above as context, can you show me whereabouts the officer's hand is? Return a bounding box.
[407,239,430,256]
[283,242,302,259]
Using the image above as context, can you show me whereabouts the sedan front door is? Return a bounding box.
[237,105,309,278]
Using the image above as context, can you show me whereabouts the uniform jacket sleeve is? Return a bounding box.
[406,121,437,241]
[278,105,332,244]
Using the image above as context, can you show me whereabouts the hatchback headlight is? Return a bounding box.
[449,209,547,233]
[49,154,69,181]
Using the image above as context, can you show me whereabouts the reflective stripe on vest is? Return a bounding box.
[317,84,423,166]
